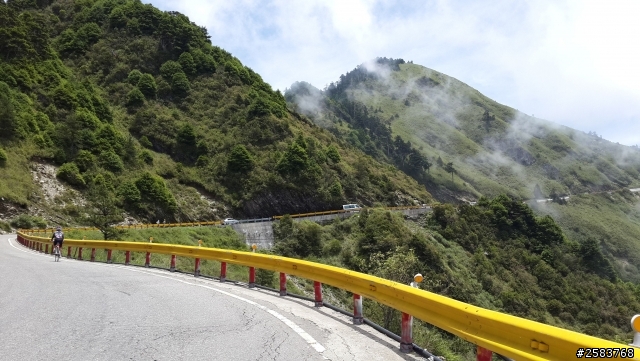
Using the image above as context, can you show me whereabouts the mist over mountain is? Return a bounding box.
[286,57,640,282]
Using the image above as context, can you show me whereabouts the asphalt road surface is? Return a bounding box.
[0,234,422,361]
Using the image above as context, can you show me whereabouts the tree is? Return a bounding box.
[326,145,341,163]
[74,150,94,172]
[482,109,495,132]
[436,155,443,167]
[126,88,145,107]
[277,142,308,174]
[160,60,182,79]
[444,162,456,181]
[227,144,253,173]
[171,72,190,97]
[137,73,157,98]
[85,174,124,240]
[0,82,16,138]
[178,52,196,76]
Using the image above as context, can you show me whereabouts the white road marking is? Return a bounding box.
[6,237,327,356]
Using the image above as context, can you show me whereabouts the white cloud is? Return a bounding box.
[148,0,640,145]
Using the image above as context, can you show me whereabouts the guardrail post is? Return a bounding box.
[77,247,83,260]
[194,258,201,277]
[314,281,323,307]
[125,251,130,265]
[249,267,256,288]
[279,273,287,296]
[353,294,364,325]
[45,244,49,254]
[170,255,176,272]
[220,262,227,282]
[145,252,151,267]
[107,249,112,264]
[400,274,423,353]
[400,312,413,353]
[477,346,492,361]
[90,248,96,262]
[67,246,71,259]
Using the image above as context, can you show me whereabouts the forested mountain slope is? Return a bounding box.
[286,58,640,282]
[0,1,430,226]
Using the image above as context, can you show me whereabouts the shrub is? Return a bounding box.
[138,149,153,164]
[0,148,7,166]
[324,239,342,256]
[127,69,143,85]
[74,150,95,172]
[255,268,276,288]
[326,145,341,162]
[99,150,124,172]
[57,162,85,187]
[126,88,145,107]
[139,135,152,148]
[137,73,157,98]
[0,220,11,232]
[10,214,47,229]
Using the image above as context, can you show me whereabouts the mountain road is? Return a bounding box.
[0,234,422,361]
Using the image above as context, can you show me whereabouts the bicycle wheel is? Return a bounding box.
[54,246,60,262]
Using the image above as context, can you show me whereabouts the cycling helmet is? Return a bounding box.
[56,226,62,231]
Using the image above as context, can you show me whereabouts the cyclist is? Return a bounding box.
[51,226,64,256]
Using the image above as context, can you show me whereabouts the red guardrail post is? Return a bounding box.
[220,262,227,282]
[353,294,364,325]
[314,281,323,307]
[248,267,256,288]
[145,252,151,267]
[107,249,112,264]
[194,258,201,277]
[125,251,130,265]
[90,248,96,262]
[67,246,71,259]
[279,273,287,296]
[170,255,176,272]
[477,346,492,361]
[77,247,83,260]
[400,312,413,353]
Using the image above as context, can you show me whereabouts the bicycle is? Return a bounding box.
[53,244,61,262]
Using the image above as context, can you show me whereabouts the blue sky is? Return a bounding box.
[148,0,640,146]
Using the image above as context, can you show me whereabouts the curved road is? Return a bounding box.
[0,234,421,361]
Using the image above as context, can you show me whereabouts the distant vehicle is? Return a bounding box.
[223,218,239,225]
[342,204,361,212]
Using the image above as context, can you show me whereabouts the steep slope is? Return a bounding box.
[286,58,640,281]
[0,2,430,225]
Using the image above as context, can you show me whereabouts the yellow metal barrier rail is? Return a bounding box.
[25,205,429,233]
[16,231,638,361]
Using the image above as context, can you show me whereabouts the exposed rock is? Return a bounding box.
[541,163,560,180]
[241,189,338,218]
[30,163,65,203]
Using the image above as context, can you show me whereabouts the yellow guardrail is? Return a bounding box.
[26,206,429,233]
[16,231,638,361]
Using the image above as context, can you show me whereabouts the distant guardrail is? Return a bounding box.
[15,231,639,361]
[25,205,430,233]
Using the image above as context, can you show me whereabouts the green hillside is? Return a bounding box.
[0,2,430,226]
[286,58,640,282]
